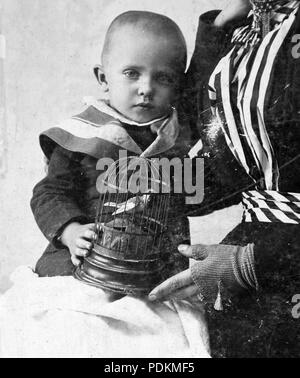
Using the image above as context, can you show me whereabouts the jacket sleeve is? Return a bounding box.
[30,145,90,247]
[183,10,233,138]
[220,220,300,294]
[184,11,251,216]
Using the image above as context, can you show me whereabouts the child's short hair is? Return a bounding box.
[102,10,187,71]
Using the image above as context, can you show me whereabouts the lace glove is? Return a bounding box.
[187,243,259,309]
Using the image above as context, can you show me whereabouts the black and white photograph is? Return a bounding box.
[0,0,299,360]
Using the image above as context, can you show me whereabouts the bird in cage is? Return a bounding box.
[74,157,171,295]
[103,193,151,216]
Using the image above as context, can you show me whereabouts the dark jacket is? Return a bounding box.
[31,104,190,276]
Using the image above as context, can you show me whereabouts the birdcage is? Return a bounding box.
[74,156,171,295]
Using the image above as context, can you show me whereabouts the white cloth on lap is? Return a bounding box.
[0,266,210,358]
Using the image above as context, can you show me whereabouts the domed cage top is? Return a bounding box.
[74,156,171,295]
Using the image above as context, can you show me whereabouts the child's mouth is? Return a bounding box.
[134,103,154,110]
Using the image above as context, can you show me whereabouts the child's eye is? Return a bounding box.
[123,70,139,79]
[155,73,176,86]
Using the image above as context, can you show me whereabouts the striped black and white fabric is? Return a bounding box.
[208,0,299,191]
[243,190,300,224]
[232,0,300,46]
[208,1,300,224]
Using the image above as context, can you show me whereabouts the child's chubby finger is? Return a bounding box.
[74,247,89,258]
[75,238,92,250]
[71,254,81,267]
[85,223,95,230]
[83,229,97,241]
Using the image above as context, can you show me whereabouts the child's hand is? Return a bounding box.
[60,222,96,266]
[214,0,251,28]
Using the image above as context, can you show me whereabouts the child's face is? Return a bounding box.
[102,27,184,123]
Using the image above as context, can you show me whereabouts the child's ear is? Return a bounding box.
[94,65,109,92]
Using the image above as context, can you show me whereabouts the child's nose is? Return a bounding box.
[138,77,154,99]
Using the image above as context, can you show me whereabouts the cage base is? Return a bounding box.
[74,266,158,296]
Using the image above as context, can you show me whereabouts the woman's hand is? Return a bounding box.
[148,245,203,302]
[60,222,96,266]
[214,0,251,28]
[148,268,199,302]
[149,243,256,305]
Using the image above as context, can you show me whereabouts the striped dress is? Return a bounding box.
[185,3,300,357]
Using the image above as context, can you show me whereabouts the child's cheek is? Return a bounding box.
[167,88,178,105]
